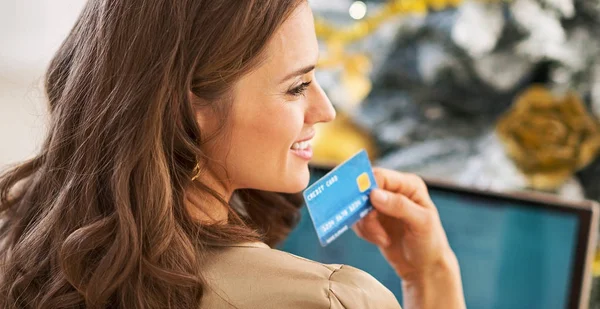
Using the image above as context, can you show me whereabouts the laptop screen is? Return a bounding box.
[432,187,580,309]
[281,179,592,309]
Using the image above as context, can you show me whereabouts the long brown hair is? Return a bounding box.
[0,0,305,308]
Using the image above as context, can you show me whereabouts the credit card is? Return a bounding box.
[303,149,377,246]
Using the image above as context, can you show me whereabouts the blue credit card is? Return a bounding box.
[303,149,377,246]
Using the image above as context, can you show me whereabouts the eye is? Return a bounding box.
[287,81,312,97]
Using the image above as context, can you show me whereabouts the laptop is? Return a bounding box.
[281,170,599,309]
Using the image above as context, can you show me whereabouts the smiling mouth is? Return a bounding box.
[290,140,311,150]
[290,136,314,160]
[291,130,316,150]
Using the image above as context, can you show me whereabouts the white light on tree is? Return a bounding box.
[349,1,367,20]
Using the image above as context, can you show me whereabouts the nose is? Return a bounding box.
[305,81,336,125]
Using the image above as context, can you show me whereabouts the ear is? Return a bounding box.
[188,90,220,139]
[189,90,208,130]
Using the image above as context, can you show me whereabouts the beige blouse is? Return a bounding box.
[200,242,402,309]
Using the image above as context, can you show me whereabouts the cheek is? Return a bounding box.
[225,99,308,190]
[242,106,303,149]
[228,107,302,168]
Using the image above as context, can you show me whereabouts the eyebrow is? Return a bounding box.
[279,64,316,84]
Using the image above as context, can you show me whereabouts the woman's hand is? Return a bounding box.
[354,168,465,308]
[353,168,460,282]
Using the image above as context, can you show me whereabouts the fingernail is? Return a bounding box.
[372,189,388,203]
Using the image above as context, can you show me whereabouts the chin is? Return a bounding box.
[279,166,311,193]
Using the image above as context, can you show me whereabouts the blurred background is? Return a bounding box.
[292,1,600,308]
[3,0,600,308]
[0,0,87,165]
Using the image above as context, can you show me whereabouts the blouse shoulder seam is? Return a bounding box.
[327,264,345,309]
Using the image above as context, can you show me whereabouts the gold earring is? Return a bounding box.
[191,163,201,181]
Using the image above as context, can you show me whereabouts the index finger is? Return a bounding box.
[372,168,434,209]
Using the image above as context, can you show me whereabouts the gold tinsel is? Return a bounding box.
[315,0,464,45]
[496,85,600,191]
[312,0,466,165]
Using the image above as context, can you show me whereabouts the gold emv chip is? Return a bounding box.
[356,172,371,192]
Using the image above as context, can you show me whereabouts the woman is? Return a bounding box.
[0,1,465,308]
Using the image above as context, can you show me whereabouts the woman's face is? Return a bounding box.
[199,3,335,195]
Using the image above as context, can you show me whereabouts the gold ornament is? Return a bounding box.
[311,113,379,168]
[496,85,600,190]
